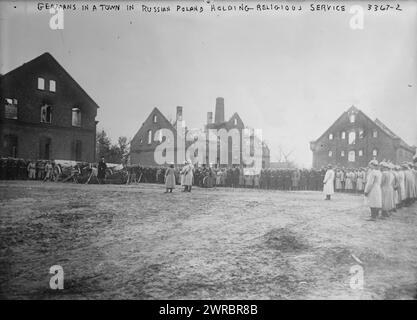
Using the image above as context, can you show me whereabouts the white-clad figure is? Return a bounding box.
[364,160,382,221]
[323,164,335,200]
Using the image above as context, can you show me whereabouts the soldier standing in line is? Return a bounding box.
[356,168,365,193]
[233,167,240,188]
[291,169,300,191]
[37,160,45,180]
[27,160,36,180]
[43,161,54,182]
[380,162,395,218]
[345,169,353,193]
[364,160,382,221]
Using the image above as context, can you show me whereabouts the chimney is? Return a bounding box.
[214,97,225,123]
[176,106,183,121]
[207,112,213,125]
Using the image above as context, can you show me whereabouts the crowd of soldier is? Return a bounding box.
[0,158,57,181]
[362,161,417,220]
[2,157,416,207]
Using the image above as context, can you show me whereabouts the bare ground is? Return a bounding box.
[0,181,416,300]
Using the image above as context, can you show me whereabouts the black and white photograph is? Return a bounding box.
[1,0,417,306]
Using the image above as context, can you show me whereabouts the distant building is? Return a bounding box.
[0,52,99,162]
[130,97,270,168]
[310,106,416,168]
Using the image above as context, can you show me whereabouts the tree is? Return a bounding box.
[96,130,111,160]
[117,136,130,164]
[96,129,130,164]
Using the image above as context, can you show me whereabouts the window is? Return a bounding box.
[349,114,355,123]
[348,150,355,162]
[348,131,356,145]
[341,131,346,139]
[40,105,52,123]
[359,129,364,139]
[49,80,56,92]
[157,130,163,142]
[38,77,45,90]
[328,151,333,157]
[341,151,345,157]
[139,139,143,144]
[153,114,157,123]
[72,108,81,127]
[4,98,18,119]
[329,133,333,140]
[373,130,378,138]
[234,118,238,126]
[372,149,378,157]
[359,149,363,157]
[147,130,152,144]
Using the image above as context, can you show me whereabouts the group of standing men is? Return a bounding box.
[322,160,417,221]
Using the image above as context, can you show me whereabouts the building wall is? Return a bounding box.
[311,109,414,168]
[0,53,98,162]
[396,146,415,164]
[130,108,177,166]
[1,121,95,161]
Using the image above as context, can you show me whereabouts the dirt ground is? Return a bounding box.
[0,180,416,300]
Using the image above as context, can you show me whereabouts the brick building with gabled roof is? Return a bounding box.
[130,97,270,168]
[0,52,99,162]
[310,106,416,168]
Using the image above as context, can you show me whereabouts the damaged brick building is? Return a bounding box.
[0,52,99,162]
[310,106,416,168]
[130,97,270,168]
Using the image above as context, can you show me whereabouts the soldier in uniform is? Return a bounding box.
[37,160,45,180]
[97,156,107,184]
[323,164,335,200]
[27,160,37,180]
[233,167,240,188]
[364,160,382,221]
[164,164,176,193]
[291,169,301,191]
[43,161,54,182]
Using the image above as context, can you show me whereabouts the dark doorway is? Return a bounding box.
[4,135,18,158]
[39,137,51,159]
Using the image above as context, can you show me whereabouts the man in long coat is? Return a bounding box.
[164,164,176,193]
[180,161,194,192]
[403,163,416,206]
[364,160,382,221]
[323,164,335,200]
[380,162,395,218]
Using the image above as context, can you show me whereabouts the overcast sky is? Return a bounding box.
[1,1,416,167]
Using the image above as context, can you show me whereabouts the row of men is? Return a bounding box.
[0,158,56,181]
[0,157,110,183]
[128,165,367,192]
[322,161,417,220]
